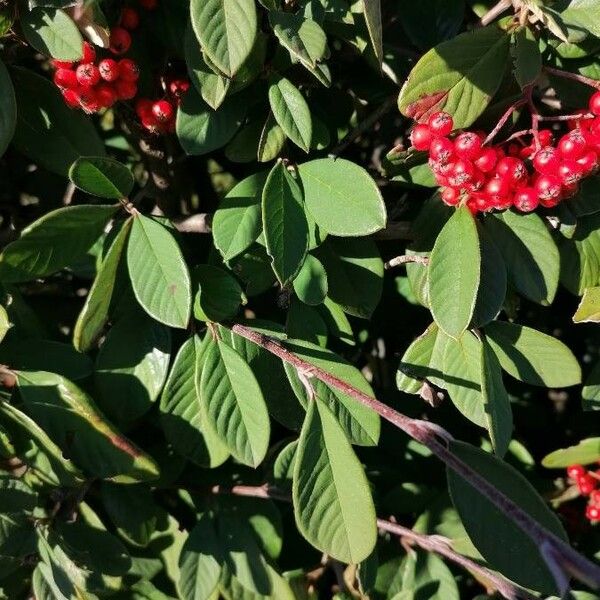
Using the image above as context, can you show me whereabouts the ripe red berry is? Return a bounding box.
[440,187,460,206]
[139,0,158,9]
[467,170,485,192]
[577,150,599,175]
[115,79,137,100]
[585,504,600,522]
[496,157,527,185]
[533,147,561,175]
[410,124,433,151]
[52,59,74,69]
[152,99,174,123]
[429,159,455,179]
[454,132,482,160]
[427,112,453,136]
[99,59,119,82]
[589,91,600,116]
[513,187,539,213]
[118,59,140,82]
[567,464,586,479]
[120,7,140,30]
[535,174,563,206]
[447,159,475,187]
[590,489,600,505]
[429,136,454,164]
[578,473,597,496]
[558,130,588,160]
[538,129,554,147]
[136,98,153,118]
[168,78,190,103]
[558,159,585,185]
[81,41,96,63]
[62,88,80,109]
[474,147,497,173]
[141,111,160,132]
[110,27,132,55]
[53,68,78,89]
[96,84,118,108]
[79,88,100,113]
[485,176,510,199]
[76,63,101,87]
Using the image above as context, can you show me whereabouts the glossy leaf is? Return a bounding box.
[362,0,383,65]
[293,398,377,564]
[262,162,309,286]
[428,206,480,339]
[21,8,83,60]
[573,286,600,322]
[69,156,134,200]
[0,205,117,283]
[292,254,328,305]
[542,438,600,468]
[299,158,386,237]
[512,27,541,89]
[127,214,192,329]
[268,78,312,152]
[193,264,243,322]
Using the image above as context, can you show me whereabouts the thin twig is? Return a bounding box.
[544,66,600,91]
[483,99,527,146]
[478,0,512,26]
[385,255,429,270]
[537,112,594,122]
[227,323,600,592]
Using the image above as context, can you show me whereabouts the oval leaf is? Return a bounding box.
[542,438,600,468]
[21,8,83,61]
[292,254,328,306]
[193,264,243,322]
[69,157,134,200]
[268,78,312,152]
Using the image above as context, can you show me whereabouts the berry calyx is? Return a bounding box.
[110,27,132,55]
[513,187,539,213]
[76,63,101,87]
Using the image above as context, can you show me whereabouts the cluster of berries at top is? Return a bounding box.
[410,92,600,214]
[566,464,600,523]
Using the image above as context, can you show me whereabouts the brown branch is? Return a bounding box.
[202,483,532,600]
[227,323,600,592]
[385,254,429,270]
[478,0,512,26]
[544,66,600,91]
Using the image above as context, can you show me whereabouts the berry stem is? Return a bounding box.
[483,98,527,145]
[525,86,541,149]
[385,254,430,269]
[544,66,600,91]
[537,112,595,122]
[478,0,512,26]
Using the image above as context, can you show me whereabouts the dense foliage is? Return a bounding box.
[1,0,600,598]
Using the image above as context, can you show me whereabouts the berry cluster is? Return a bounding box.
[134,77,189,134]
[51,2,140,115]
[410,92,600,214]
[566,464,600,523]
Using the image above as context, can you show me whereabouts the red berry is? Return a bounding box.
[586,504,600,522]
[558,130,588,160]
[96,84,117,108]
[52,59,73,69]
[139,0,158,9]
[566,464,585,480]
[110,27,132,55]
[168,78,190,103]
[538,130,554,147]
[136,98,153,118]
[590,490,600,505]
[485,176,510,199]
[427,112,454,137]
[141,111,160,132]
[474,147,497,173]
[78,88,100,113]
[115,79,137,100]
[467,170,485,192]
[454,132,482,160]
[535,174,562,206]
[496,157,528,185]
[62,88,80,109]
[118,59,140,82]
[578,474,597,496]
[558,159,585,186]
[81,41,96,63]
[513,187,539,213]
[151,99,174,123]
[53,68,78,89]
[577,150,599,175]
[440,187,460,206]
[447,159,475,187]
[533,147,561,175]
[507,143,521,157]
[410,124,433,151]
[589,91,600,116]
[99,59,119,82]
[429,136,454,164]
[76,63,101,87]
[120,7,140,30]
[429,159,455,179]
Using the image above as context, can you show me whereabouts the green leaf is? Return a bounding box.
[396,323,439,394]
[398,26,511,128]
[428,206,481,339]
[268,78,312,152]
[127,214,192,329]
[258,113,286,162]
[0,305,10,345]
[160,335,230,468]
[298,158,386,236]
[573,286,600,322]
[177,89,246,155]
[201,338,270,467]
[315,238,383,319]
[213,171,267,262]
[178,514,222,600]
[185,24,230,110]
[0,204,117,283]
[398,549,460,600]
[193,264,243,322]
[286,299,328,346]
[74,218,132,352]
[69,157,134,200]
[269,11,328,72]
[11,68,104,176]
[511,27,541,89]
[282,337,380,446]
[293,398,377,564]
[0,61,16,157]
[293,254,328,305]
[262,162,309,286]
[16,370,159,482]
[95,314,171,423]
[485,210,559,305]
[447,440,568,595]
[542,438,600,468]
[190,0,257,78]
[20,8,83,60]
[0,475,37,513]
[583,360,600,411]
[485,321,581,388]
[362,0,383,65]
[551,0,600,39]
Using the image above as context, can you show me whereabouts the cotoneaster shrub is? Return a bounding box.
[0,0,599,599]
